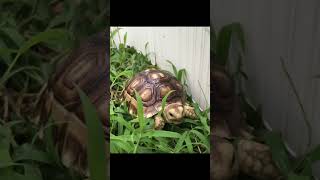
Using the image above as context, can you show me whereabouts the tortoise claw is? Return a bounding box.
[183,105,197,119]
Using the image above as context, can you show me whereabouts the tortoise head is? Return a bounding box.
[163,102,184,124]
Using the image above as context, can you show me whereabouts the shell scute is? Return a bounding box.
[124,69,184,117]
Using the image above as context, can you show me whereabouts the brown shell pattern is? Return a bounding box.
[124,69,184,118]
[43,31,109,177]
[51,31,109,138]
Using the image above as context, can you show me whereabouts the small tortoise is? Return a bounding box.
[211,64,281,180]
[123,69,197,129]
[40,31,109,177]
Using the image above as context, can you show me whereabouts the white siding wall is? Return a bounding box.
[211,0,320,176]
[111,27,210,110]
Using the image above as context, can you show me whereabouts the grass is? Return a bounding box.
[0,0,108,180]
[77,86,108,180]
[110,28,210,154]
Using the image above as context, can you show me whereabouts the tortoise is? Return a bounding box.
[40,31,109,178]
[123,68,197,130]
[211,63,281,180]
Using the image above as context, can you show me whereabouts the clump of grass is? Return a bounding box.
[110,28,210,153]
[0,0,108,180]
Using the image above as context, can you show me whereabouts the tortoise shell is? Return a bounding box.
[124,69,185,118]
[42,31,109,177]
[212,64,235,112]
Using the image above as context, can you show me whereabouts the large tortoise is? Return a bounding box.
[123,69,197,130]
[40,31,109,177]
[212,64,281,180]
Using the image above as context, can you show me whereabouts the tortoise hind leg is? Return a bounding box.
[183,104,197,119]
[154,115,165,130]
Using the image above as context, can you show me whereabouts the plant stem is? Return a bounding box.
[133,133,141,153]
[280,57,312,150]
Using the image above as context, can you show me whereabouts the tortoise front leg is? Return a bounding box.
[154,115,165,130]
[237,139,281,179]
[183,104,197,119]
[211,135,239,180]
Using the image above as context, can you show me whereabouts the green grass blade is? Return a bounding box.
[19,29,70,55]
[177,69,186,83]
[13,144,51,164]
[111,134,134,141]
[123,32,127,46]
[166,60,178,76]
[280,57,312,149]
[43,116,62,167]
[144,42,149,54]
[76,86,108,180]
[0,27,25,47]
[0,125,13,165]
[190,129,209,149]
[231,23,246,52]
[199,116,210,134]
[110,139,133,153]
[263,131,291,174]
[157,90,175,117]
[174,131,188,152]
[185,133,193,153]
[216,25,232,65]
[110,28,121,40]
[142,130,181,138]
[112,116,133,131]
[216,22,245,66]
[135,90,145,131]
[0,29,70,87]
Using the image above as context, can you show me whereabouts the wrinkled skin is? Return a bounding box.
[211,64,281,180]
[155,102,197,129]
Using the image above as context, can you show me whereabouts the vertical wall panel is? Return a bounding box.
[111,27,210,110]
[311,1,320,174]
[212,0,320,177]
